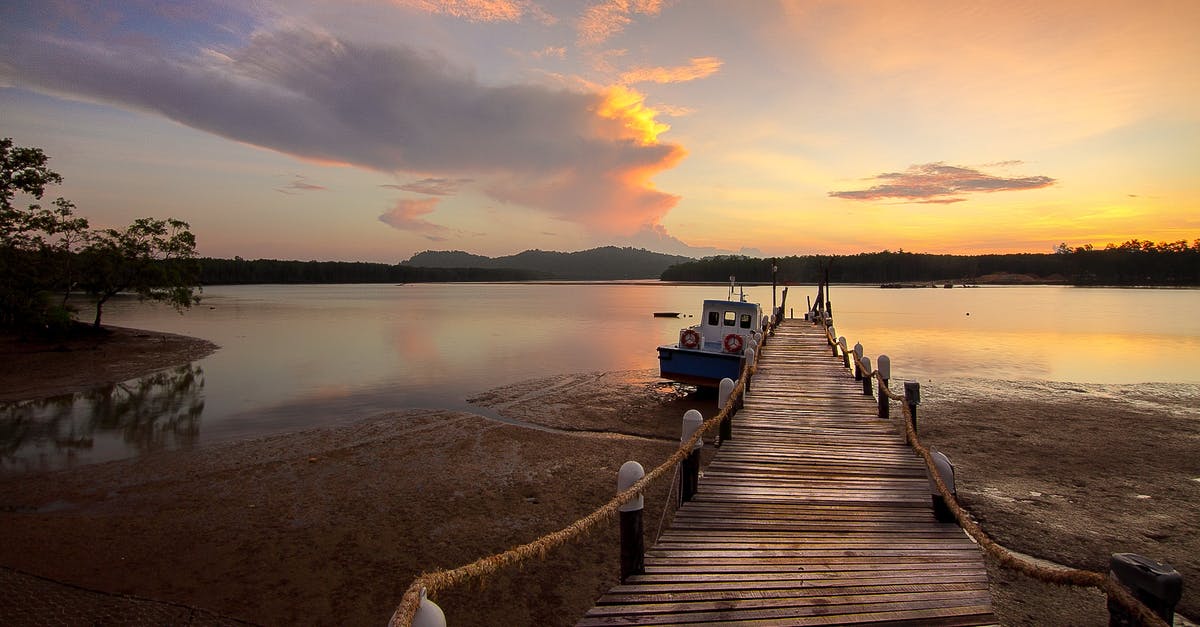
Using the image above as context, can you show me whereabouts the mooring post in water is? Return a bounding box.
[904,381,921,440]
[838,337,850,369]
[406,588,446,627]
[718,378,736,444]
[617,461,646,583]
[928,449,956,523]
[853,342,864,379]
[1107,553,1182,627]
[679,410,703,504]
[877,355,891,419]
[860,356,873,396]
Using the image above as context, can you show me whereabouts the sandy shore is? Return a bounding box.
[1,331,1197,625]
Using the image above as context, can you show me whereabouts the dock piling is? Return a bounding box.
[1107,553,1182,626]
[679,410,703,504]
[904,381,921,439]
[860,356,873,395]
[877,355,891,419]
[718,378,736,444]
[853,342,864,379]
[838,337,850,368]
[617,461,646,583]
[928,449,956,523]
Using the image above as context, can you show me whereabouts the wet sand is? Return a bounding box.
[1,331,1197,625]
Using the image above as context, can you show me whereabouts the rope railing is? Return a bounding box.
[817,318,1173,627]
[389,328,769,627]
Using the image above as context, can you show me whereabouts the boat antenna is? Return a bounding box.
[728,275,735,300]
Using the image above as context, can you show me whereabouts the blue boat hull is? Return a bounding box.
[657,345,744,388]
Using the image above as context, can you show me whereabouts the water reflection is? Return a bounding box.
[0,363,205,473]
[3,283,1196,473]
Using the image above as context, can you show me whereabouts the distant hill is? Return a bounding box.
[403,246,694,280]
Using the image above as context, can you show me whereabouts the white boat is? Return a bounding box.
[657,282,764,389]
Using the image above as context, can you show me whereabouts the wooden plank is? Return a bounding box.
[581,320,995,626]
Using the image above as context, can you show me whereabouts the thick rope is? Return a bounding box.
[830,331,1171,627]
[389,334,767,626]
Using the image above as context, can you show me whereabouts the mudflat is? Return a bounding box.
[1,330,1197,625]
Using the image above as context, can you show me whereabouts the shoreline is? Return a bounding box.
[1,329,1197,624]
[0,326,218,404]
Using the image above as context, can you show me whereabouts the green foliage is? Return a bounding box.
[1,138,86,330]
[81,218,200,328]
[661,243,1200,286]
[1,138,200,333]
[404,246,693,280]
[195,257,544,284]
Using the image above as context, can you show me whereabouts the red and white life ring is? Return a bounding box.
[723,333,744,353]
[680,329,701,349]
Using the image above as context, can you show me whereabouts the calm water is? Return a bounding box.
[3,283,1199,473]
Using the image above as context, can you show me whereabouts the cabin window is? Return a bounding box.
[740,314,752,329]
[723,311,736,326]
[707,311,719,326]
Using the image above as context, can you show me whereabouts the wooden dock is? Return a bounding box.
[580,321,997,626]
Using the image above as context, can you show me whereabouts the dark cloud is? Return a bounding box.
[381,177,474,196]
[829,162,1055,203]
[0,28,683,232]
[276,175,327,194]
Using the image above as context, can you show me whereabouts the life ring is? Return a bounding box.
[680,329,701,349]
[723,333,744,353]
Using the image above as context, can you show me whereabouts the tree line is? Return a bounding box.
[660,244,1200,286]
[196,257,543,284]
[2,138,200,335]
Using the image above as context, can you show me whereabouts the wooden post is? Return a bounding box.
[838,337,850,369]
[718,378,736,444]
[828,327,837,354]
[853,342,864,379]
[744,347,756,394]
[928,448,956,523]
[1107,553,1182,626]
[679,410,703,504]
[877,355,891,419]
[617,461,645,583]
[904,381,921,440]
[860,356,872,395]
[409,588,446,627]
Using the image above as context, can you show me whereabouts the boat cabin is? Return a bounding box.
[697,299,761,350]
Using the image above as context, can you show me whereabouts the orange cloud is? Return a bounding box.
[620,56,722,84]
[391,0,552,23]
[577,0,668,46]
[595,84,670,144]
[488,84,685,234]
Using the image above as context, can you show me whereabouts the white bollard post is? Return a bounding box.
[719,378,736,409]
[928,449,956,523]
[617,461,645,582]
[838,337,850,368]
[718,377,735,444]
[412,588,446,627]
[680,410,703,503]
[853,342,864,379]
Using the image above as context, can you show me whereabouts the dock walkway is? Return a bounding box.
[580,321,997,625]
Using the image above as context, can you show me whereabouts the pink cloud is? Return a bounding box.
[577,0,667,46]
[379,198,451,240]
[829,162,1055,204]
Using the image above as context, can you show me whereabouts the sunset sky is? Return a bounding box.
[3,1,1197,262]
